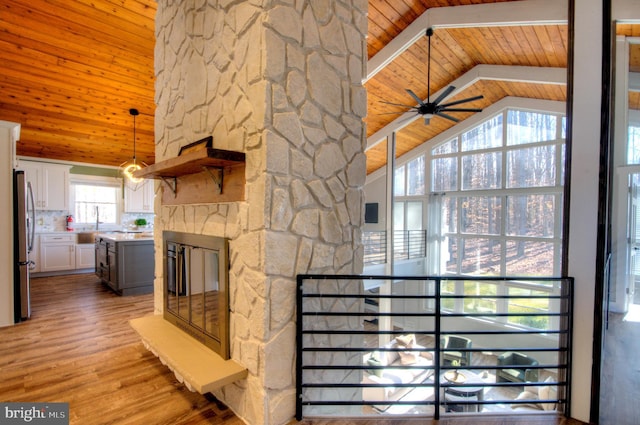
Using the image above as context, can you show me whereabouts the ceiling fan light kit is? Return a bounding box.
[381,27,484,125]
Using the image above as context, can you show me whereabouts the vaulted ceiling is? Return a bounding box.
[0,0,156,167]
[0,1,574,173]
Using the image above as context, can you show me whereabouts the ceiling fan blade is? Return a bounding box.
[405,89,425,105]
[379,100,418,108]
[436,112,460,123]
[439,95,484,108]
[441,107,483,113]
[432,85,456,105]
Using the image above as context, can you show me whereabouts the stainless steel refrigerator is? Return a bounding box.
[13,170,35,322]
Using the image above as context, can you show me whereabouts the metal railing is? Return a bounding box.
[363,231,386,265]
[296,275,572,420]
[363,230,427,265]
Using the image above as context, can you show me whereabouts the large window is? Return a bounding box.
[369,107,566,330]
[430,109,565,277]
[394,155,425,196]
[70,176,121,226]
[393,155,427,261]
[629,124,640,164]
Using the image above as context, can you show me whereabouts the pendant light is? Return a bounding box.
[120,108,146,187]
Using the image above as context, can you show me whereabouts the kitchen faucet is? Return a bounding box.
[95,206,100,230]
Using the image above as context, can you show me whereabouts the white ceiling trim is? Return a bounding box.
[366,0,568,82]
[366,64,567,151]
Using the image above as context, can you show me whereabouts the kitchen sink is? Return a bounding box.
[76,231,99,244]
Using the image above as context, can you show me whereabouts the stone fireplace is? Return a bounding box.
[148,2,368,424]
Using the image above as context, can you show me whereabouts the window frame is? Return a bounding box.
[364,100,568,330]
[429,108,565,278]
[69,175,122,226]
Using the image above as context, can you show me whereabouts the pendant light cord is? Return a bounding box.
[130,108,139,164]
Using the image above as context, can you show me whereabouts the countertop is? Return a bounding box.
[96,232,154,242]
[36,228,150,234]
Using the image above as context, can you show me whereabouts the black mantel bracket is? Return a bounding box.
[159,176,177,196]
[202,166,223,194]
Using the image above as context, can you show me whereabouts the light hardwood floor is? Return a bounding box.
[599,307,640,425]
[0,274,588,425]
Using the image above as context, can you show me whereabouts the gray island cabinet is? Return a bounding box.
[95,233,154,295]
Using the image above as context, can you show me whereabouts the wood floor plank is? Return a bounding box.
[0,274,238,425]
[0,273,587,425]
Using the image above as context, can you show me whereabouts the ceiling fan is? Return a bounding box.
[382,28,484,125]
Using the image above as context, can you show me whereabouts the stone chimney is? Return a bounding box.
[152,2,367,424]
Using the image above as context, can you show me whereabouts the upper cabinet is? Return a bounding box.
[124,179,154,213]
[20,160,70,211]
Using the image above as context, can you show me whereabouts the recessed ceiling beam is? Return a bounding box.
[366,0,568,82]
[366,64,567,150]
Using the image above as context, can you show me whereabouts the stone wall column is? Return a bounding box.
[154,1,367,424]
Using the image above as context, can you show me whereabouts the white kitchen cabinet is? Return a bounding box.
[124,179,154,213]
[40,234,75,272]
[75,243,95,269]
[20,161,70,210]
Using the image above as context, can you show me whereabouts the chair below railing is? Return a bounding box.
[296,275,572,420]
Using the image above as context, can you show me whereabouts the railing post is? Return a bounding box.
[562,277,574,417]
[434,276,441,420]
[295,274,304,421]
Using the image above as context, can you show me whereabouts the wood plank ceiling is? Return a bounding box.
[0,0,572,173]
[0,0,156,167]
[365,0,568,174]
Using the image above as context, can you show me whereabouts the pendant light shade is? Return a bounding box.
[120,108,146,188]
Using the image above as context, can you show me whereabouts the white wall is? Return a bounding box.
[0,121,20,327]
[569,0,603,421]
[363,172,387,232]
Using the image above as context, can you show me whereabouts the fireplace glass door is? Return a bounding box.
[164,232,229,358]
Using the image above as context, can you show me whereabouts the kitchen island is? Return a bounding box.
[95,232,154,296]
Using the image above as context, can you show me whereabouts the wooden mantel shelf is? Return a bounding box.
[132,147,246,205]
[129,315,247,394]
[133,147,245,179]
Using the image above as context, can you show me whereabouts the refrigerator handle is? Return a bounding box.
[26,181,35,253]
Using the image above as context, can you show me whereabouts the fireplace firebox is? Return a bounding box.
[163,231,230,359]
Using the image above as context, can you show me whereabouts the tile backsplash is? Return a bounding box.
[35,210,154,233]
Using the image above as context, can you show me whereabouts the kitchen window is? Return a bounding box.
[69,176,121,226]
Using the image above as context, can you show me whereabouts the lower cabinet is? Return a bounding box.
[95,236,154,296]
[37,234,96,273]
[95,238,109,281]
[40,234,75,272]
[75,244,95,269]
